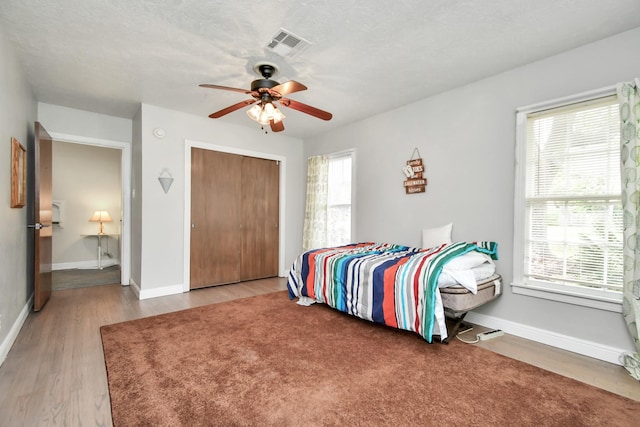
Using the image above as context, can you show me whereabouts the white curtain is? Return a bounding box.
[302,155,329,251]
[618,78,640,380]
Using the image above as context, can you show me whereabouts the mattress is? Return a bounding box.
[440,274,502,317]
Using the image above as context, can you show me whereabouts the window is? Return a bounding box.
[302,151,354,251]
[513,92,623,309]
[326,154,353,247]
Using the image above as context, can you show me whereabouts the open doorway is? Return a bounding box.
[45,132,131,286]
[51,141,122,289]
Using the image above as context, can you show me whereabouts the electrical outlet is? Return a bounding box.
[477,329,504,341]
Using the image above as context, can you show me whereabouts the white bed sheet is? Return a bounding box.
[437,254,496,294]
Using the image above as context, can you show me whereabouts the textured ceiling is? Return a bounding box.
[1,0,640,138]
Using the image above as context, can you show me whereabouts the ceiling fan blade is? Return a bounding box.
[269,80,307,97]
[209,99,256,118]
[270,120,285,132]
[200,84,252,94]
[279,98,333,121]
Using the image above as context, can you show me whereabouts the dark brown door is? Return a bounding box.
[32,122,53,311]
[240,156,279,281]
[190,148,242,289]
[190,149,280,289]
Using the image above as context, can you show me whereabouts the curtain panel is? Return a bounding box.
[302,155,329,252]
[618,78,640,380]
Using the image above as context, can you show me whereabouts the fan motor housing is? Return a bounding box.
[251,78,279,92]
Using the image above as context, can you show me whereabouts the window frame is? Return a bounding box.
[326,149,356,246]
[512,86,623,313]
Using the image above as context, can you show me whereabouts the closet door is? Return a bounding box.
[240,156,279,281]
[190,148,242,289]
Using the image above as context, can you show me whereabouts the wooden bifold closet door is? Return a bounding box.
[190,148,279,289]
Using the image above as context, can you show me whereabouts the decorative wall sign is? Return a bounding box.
[403,148,427,194]
[11,137,26,208]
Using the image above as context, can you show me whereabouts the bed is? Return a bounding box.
[287,241,500,342]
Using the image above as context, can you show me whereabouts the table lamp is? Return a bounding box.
[89,210,112,235]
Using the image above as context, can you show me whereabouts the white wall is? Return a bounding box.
[306,27,640,360]
[37,103,132,143]
[135,104,304,297]
[0,28,37,364]
[52,141,121,269]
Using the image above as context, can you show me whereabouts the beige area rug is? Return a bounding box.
[100,291,640,426]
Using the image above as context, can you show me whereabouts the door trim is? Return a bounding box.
[183,140,287,292]
[48,132,132,286]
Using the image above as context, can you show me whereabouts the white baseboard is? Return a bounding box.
[129,278,141,298]
[139,284,184,300]
[53,259,119,270]
[129,279,184,300]
[129,278,184,300]
[0,295,33,367]
[465,311,628,366]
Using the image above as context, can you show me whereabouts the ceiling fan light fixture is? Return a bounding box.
[247,102,286,125]
[257,111,271,125]
[202,62,330,131]
[262,101,275,115]
[271,106,286,123]
[246,104,262,121]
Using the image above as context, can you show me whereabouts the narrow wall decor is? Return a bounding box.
[403,148,427,194]
[158,168,174,194]
[10,137,26,208]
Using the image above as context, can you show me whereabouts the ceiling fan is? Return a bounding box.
[200,62,332,132]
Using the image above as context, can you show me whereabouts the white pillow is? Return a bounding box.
[444,251,491,271]
[422,223,453,249]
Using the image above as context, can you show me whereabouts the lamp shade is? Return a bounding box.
[89,210,112,234]
[89,211,112,222]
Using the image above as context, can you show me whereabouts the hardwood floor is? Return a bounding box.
[0,278,638,426]
[52,266,120,290]
[468,326,640,402]
[0,278,288,426]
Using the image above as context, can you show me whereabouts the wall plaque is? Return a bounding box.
[403,149,427,194]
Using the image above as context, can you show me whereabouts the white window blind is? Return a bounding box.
[326,154,352,247]
[524,96,622,293]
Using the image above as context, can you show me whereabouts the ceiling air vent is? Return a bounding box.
[266,29,311,57]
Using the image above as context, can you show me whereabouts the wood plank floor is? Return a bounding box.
[0,278,638,426]
[52,266,120,290]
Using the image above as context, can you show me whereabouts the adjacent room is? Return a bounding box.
[1,1,640,425]
[51,141,122,289]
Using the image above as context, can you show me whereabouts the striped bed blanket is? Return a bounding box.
[287,241,498,342]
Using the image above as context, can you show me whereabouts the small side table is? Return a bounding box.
[83,234,114,269]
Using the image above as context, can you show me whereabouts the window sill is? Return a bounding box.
[511,282,622,313]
